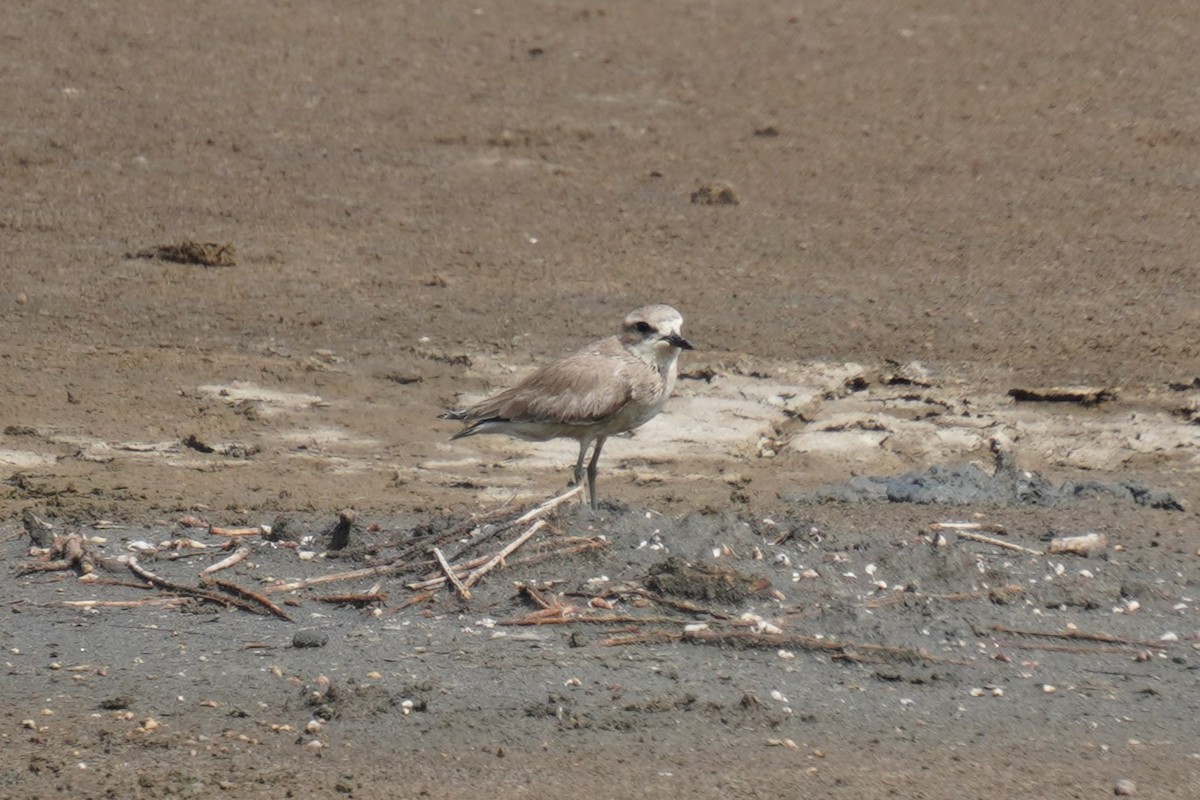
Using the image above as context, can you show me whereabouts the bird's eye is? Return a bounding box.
[634,321,654,335]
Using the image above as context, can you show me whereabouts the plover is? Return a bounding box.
[441,304,693,508]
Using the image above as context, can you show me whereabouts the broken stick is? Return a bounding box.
[126,556,243,609]
[985,623,1165,649]
[208,524,268,538]
[438,484,584,563]
[463,519,547,589]
[511,485,584,525]
[929,521,1009,535]
[205,578,294,621]
[954,530,1043,556]
[199,546,251,577]
[433,546,471,601]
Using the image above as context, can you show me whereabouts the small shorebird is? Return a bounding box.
[441,304,693,508]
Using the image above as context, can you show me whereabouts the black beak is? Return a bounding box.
[666,333,694,351]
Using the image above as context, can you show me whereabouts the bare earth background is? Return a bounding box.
[3,1,1200,797]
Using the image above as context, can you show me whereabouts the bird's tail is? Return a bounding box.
[439,408,480,440]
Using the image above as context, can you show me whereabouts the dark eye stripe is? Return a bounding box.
[634,321,654,334]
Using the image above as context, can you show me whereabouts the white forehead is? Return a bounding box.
[623,304,684,331]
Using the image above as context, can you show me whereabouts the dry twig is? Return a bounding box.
[929,521,1009,534]
[437,484,583,563]
[264,561,411,594]
[993,641,1148,656]
[313,592,389,608]
[955,530,1043,556]
[55,598,185,610]
[199,546,251,577]
[125,556,278,617]
[205,578,294,621]
[984,623,1166,649]
[434,547,471,601]
[378,588,438,615]
[208,525,267,538]
[463,519,547,589]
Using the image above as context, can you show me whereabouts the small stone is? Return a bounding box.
[1113,778,1137,796]
[292,630,329,649]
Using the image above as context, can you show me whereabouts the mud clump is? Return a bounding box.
[644,556,770,603]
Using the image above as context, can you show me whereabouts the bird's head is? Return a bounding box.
[619,304,693,362]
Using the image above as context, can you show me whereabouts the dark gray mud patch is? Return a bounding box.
[793,452,1183,509]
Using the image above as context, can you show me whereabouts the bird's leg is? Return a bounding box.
[586,436,607,510]
[571,439,589,489]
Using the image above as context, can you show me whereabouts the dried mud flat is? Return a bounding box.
[5,1,1200,798]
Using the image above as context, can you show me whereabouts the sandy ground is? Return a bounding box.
[3,0,1200,797]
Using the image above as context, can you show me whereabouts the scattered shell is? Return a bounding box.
[1113,778,1137,796]
[1043,685,1057,694]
